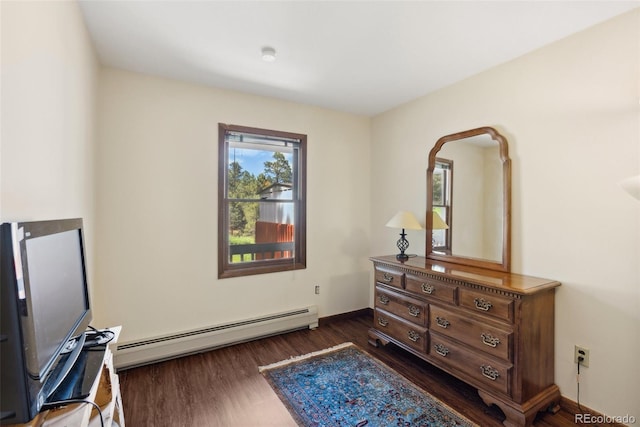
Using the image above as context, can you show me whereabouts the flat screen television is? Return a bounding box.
[1,218,93,424]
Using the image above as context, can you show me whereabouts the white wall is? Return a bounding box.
[0,1,98,280]
[371,9,639,418]
[93,68,372,342]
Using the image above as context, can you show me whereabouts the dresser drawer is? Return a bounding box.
[429,333,512,396]
[459,288,514,323]
[429,305,512,362]
[405,273,456,304]
[376,287,427,326]
[374,265,404,289]
[374,309,427,352]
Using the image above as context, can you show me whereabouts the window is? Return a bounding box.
[218,124,306,278]
[432,158,452,253]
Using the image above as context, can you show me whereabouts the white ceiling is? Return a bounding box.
[79,1,639,116]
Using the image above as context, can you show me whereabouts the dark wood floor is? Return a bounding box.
[118,311,581,427]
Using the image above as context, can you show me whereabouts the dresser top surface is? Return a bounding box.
[371,255,560,294]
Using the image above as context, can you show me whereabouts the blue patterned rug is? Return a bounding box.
[259,342,478,427]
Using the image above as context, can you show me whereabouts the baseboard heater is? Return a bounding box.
[114,305,318,370]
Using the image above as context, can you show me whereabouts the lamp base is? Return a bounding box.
[396,253,409,262]
[395,229,410,262]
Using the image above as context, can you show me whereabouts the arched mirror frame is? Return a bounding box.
[426,126,511,272]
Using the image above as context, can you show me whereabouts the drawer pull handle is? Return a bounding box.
[378,294,389,305]
[435,316,450,329]
[480,365,500,381]
[434,344,449,357]
[481,333,501,348]
[408,305,421,317]
[474,298,493,312]
[383,273,394,282]
[408,330,420,342]
[421,283,435,294]
[378,317,389,327]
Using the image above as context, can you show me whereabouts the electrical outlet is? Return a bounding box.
[574,345,590,367]
[315,285,320,295]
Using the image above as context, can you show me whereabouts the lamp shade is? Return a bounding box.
[385,211,422,230]
[620,175,640,201]
[432,211,449,230]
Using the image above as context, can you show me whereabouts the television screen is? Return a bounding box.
[23,228,90,379]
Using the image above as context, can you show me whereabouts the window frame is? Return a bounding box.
[218,123,307,279]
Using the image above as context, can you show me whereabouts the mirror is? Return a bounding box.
[426,127,511,272]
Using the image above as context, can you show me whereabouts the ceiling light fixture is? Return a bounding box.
[261,46,276,62]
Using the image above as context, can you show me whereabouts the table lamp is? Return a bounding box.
[386,211,422,261]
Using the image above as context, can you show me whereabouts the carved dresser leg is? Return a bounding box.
[478,390,531,427]
[368,328,389,347]
[478,385,561,427]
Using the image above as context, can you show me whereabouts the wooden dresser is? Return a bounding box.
[368,255,561,427]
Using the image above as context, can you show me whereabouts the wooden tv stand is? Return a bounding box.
[368,256,561,427]
[8,327,125,427]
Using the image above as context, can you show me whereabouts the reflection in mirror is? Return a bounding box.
[436,138,502,261]
[427,127,511,272]
[432,159,452,253]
